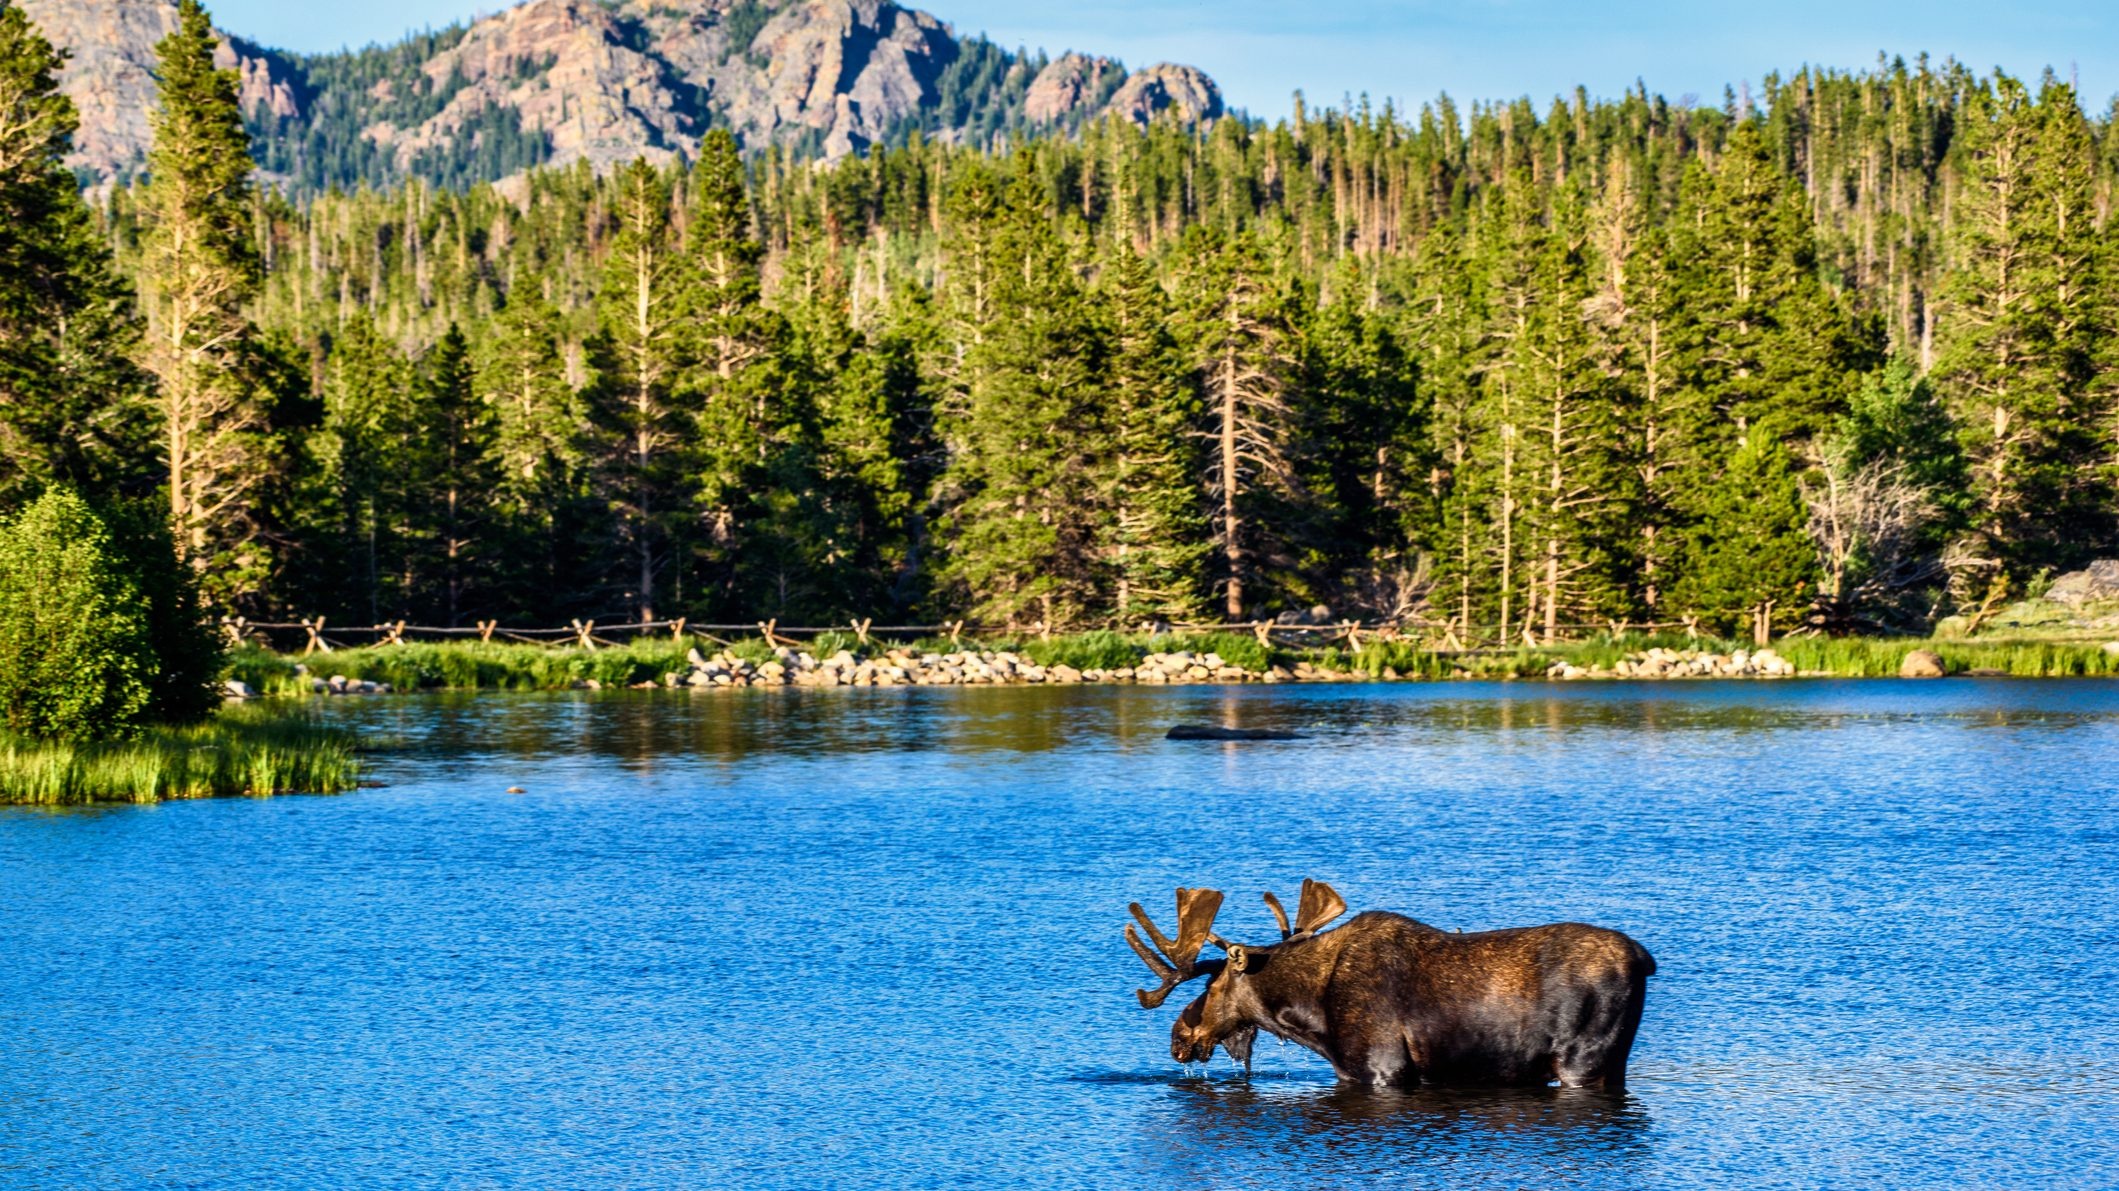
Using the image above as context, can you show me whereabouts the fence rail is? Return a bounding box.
[218,612,1718,657]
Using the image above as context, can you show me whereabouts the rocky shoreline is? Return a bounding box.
[222,637,2119,701]
[1547,647,1802,681]
[669,643,1820,689]
[666,645,1290,688]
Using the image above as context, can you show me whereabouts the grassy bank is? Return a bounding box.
[225,629,1284,694]
[0,706,359,805]
[229,639,695,695]
[222,628,2119,698]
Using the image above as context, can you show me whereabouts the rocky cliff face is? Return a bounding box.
[21,0,1222,190]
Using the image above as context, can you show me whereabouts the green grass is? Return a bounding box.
[223,628,2119,700]
[1020,630,1146,671]
[1768,636,2119,677]
[1145,631,1272,673]
[229,639,692,694]
[0,705,359,805]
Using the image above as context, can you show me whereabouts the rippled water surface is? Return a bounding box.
[3,680,2117,1188]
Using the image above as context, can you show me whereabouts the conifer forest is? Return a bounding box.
[7,0,2118,642]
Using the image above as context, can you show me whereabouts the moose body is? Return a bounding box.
[1129,884,1654,1089]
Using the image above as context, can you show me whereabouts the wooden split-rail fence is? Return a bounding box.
[217,613,1719,658]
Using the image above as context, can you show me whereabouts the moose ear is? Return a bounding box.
[1294,880,1348,934]
[1225,944,1247,973]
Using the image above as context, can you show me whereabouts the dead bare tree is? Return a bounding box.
[1803,454,1943,632]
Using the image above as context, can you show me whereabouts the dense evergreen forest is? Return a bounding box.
[7,0,2117,640]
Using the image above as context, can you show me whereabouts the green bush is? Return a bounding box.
[0,491,156,739]
[98,499,225,723]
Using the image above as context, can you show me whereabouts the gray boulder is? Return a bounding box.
[2044,560,2119,607]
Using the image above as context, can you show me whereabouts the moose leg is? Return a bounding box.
[1552,979,1644,1088]
[1332,1028,1420,1088]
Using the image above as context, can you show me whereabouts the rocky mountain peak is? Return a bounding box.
[21,0,1224,191]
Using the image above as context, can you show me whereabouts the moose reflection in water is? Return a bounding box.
[1127,881,1655,1089]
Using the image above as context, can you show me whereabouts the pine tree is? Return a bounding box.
[413,325,497,624]
[1304,260,1428,619]
[1403,222,1494,638]
[1100,243,1208,624]
[936,171,1105,628]
[800,297,923,616]
[593,158,690,622]
[475,298,588,619]
[1515,184,1633,640]
[1471,173,1548,640]
[1671,429,1818,638]
[141,0,268,597]
[317,313,412,623]
[686,130,798,612]
[0,7,150,504]
[1933,74,2112,587]
[1181,228,1306,620]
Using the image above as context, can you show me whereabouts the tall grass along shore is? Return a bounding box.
[0,706,358,805]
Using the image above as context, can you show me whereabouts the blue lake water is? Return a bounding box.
[2,680,2116,1188]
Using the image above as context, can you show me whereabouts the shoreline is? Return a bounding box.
[223,634,2119,699]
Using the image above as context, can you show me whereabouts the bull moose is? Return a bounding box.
[1126,880,1654,1088]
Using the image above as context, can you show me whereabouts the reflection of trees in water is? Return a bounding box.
[1140,1077,1653,1184]
[320,685,2114,771]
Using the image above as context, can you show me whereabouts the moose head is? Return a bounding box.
[1126,879,1348,1069]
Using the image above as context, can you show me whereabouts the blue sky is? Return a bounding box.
[209,0,2115,118]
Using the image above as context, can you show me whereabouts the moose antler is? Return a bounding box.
[1126,887,1225,1008]
[1262,879,1347,941]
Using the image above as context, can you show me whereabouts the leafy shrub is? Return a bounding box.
[0,492,156,739]
[98,499,224,723]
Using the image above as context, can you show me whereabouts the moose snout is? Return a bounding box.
[1170,1025,1214,1063]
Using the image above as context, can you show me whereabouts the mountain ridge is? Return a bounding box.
[21,0,1224,191]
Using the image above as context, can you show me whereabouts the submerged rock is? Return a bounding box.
[1165,725,1305,741]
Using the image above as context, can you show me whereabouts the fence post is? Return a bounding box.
[852,618,871,647]
[383,620,407,647]
[220,615,247,649]
[1253,620,1271,649]
[303,616,330,656]
[1682,614,1700,641]
[572,619,597,650]
[757,619,779,648]
[478,619,496,644]
[948,620,964,650]
[671,617,687,643]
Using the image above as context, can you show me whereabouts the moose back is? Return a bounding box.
[1127,881,1655,1088]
